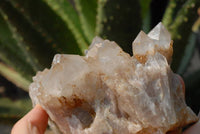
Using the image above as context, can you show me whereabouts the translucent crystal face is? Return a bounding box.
[29,23,198,134]
[132,22,173,64]
[148,22,171,47]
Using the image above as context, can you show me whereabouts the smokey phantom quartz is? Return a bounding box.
[29,22,198,134]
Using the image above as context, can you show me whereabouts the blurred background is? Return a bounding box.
[0,0,200,133]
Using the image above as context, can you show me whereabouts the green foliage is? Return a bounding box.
[9,0,83,54]
[74,0,97,42]
[0,13,36,82]
[0,63,30,90]
[0,1,55,68]
[163,0,186,28]
[43,0,89,52]
[140,0,152,19]
[0,97,31,124]
[140,0,151,33]
[96,0,141,54]
[0,0,200,126]
[177,33,196,75]
[163,0,200,70]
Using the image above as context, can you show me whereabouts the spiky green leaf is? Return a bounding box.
[139,0,151,32]
[0,97,31,123]
[0,0,55,68]
[96,0,142,55]
[42,0,89,53]
[0,11,38,81]
[163,0,186,28]
[177,33,197,75]
[9,0,83,55]
[163,0,200,71]
[74,0,97,42]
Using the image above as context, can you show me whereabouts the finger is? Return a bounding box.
[11,105,49,134]
[182,120,200,134]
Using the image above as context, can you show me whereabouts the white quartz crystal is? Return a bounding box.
[132,22,173,64]
[29,23,198,134]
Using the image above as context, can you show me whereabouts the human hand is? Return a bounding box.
[183,117,200,134]
[11,105,48,134]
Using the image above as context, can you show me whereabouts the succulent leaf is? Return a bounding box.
[0,11,37,81]
[0,0,55,68]
[0,62,30,90]
[96,0,142,55]
[163,0,200,71]
[42,0,89,53]
[177,33,197,75]
[139,0,151,32]
[9,0,83,55]
[74,0,97,42]
[139,0,151,20]
[0,97,31,123]
[163,0,186,28]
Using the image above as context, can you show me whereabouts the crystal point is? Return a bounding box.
[148,22,170,40]
[148,22,171,49]
[29,23,198,134]
[132,23,173,64]
[132,31,156,63]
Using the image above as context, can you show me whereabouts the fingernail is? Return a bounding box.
[28,120,41,134]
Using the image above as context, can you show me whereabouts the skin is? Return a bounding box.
[183,119,200,134]
[11,105,48,134]
[11,76,199,134]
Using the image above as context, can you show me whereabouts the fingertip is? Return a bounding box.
[11,105,49,134]
[28,105,49,133]
[32,104,49,121]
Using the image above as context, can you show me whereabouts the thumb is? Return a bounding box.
[11,105,48,134]
[182,113,200,134]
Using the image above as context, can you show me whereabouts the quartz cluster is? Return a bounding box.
[29,23,198,134]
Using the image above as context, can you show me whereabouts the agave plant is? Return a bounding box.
[0,0,200,124]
